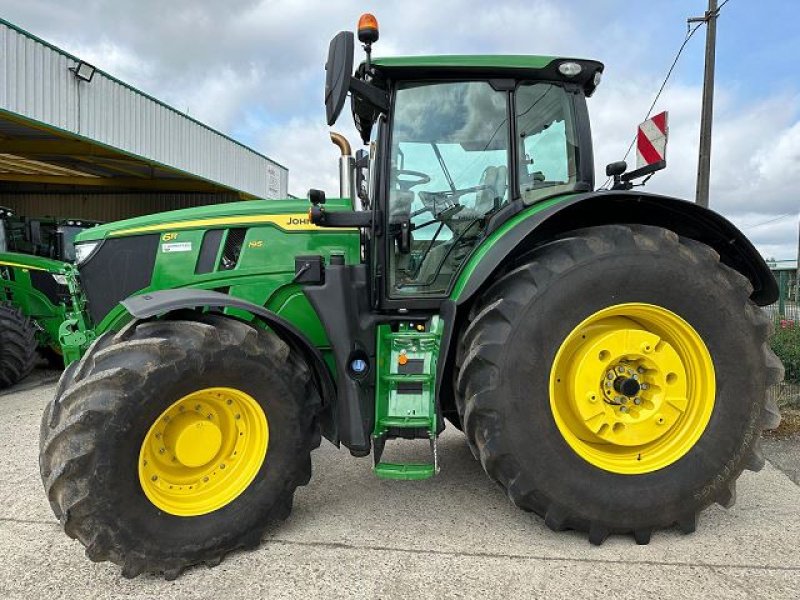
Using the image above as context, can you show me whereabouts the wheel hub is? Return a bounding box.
[138,387,268,516]
[174,419,223,468]
[549,303,715,474]
[613,374,641,398]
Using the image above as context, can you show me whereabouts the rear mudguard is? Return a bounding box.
[121,289,339,445]
[453,190,778,307]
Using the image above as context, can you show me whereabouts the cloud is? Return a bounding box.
[1,0,797,259]
[592,81,799,259]
[260,117,359,198]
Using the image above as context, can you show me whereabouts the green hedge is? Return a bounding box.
[771,324,800,384]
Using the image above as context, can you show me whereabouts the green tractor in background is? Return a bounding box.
[0,208,95,388]
[40,15,783,579]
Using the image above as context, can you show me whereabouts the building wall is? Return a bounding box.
[0,192,242,222]
[0,19,288,199]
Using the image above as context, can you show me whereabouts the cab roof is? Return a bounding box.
[372,55,557,70]
[369,55,604,96]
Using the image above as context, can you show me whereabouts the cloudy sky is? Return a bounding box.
[1,0,797,259]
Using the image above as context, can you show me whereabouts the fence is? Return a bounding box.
[763,266,799,322]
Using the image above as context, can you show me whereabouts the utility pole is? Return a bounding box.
[690,0,718,208]
[796,216,799,304]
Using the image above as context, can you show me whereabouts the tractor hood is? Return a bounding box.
[0,251,69,274]
[75,197,354,243]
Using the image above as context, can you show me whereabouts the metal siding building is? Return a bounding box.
[0,18,288,200]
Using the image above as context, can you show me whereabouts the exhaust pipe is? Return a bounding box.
[330,132,355,202]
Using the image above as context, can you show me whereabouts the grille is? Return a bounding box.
[218,228,247,271]
[79,235,159,324]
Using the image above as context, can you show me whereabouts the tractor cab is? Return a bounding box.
[318,18,602,309]
[309,16,605,474]
[0,208,100,263]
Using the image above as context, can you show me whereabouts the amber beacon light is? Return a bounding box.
[358,13,379,44]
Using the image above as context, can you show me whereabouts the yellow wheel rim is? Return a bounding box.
[138,387,268,516]
[549,303,715,474]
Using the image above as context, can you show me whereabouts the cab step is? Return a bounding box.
[372,317,443,480]
[374,462,436,480]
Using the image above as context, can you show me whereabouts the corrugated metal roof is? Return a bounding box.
[0,18,288,199]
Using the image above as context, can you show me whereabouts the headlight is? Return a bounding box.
[558,61,583,77]
[51,274,68,286]
[74,242,100,265]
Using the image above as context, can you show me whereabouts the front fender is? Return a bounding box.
[121,289,339,444]
[452,191,778,306]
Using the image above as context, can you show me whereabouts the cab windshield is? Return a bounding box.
[386,79,579,297]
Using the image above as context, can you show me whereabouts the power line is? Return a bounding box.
[741,212,798,231]
[602,0,737,189]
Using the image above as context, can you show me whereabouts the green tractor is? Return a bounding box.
[40,16,782,579]
[0,208,95,388]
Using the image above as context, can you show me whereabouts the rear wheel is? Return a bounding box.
[0,302,38,389]
[456,225,783,544]
[39,314,320,578]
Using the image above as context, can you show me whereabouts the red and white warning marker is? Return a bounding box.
[636,111,668,171]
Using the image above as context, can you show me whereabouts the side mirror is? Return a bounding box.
[325,32,355,126]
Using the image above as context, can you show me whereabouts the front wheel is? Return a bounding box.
[39,314,320,579]
[457,225,783,544]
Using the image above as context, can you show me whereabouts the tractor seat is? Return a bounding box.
[474,165,508,215]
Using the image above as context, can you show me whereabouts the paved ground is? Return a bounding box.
[763,433,800,486]
[1,371,799,599]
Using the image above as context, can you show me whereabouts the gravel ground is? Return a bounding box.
[1,370,798,599]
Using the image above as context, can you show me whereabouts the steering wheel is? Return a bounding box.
[396,169,431,191]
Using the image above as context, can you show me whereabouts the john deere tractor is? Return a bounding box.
[0,209,95,388]
[40,15,783,579]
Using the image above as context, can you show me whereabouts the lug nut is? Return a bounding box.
[641,383,649,390]
[617,366,625,374]
[637,366,645,374]
[620,406,629,413]
[633,397,642,405]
